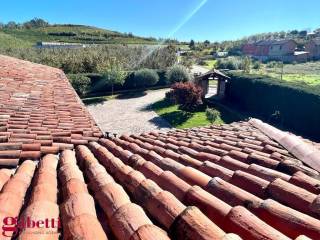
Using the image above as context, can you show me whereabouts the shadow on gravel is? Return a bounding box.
[116,91,147,99]
[148,116,172,129]
[82,97,107,106]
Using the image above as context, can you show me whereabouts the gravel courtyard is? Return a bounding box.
[86,89,172,135]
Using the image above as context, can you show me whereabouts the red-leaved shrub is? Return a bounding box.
[169,82,203,111]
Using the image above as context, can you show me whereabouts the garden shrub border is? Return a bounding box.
[69,70,169,97]
[225,72,320,140]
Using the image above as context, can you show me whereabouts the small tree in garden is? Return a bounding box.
[169,82,203,111]
[166,65,192,83]
[242,56,251,73]
[133,68,159,88]
[180,57,194,70]
[101,58,127,95]
[206,108,221,123]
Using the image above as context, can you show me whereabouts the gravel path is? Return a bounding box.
[86,89,172,135]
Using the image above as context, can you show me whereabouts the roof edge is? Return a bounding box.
[249,118,320,172]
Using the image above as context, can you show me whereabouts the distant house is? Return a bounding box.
[213,51,228,58]
[177,50,192,56]
[242,43,256,55]
[35,42,86,49]
[305,39,320,60]
[242,39,308,62]
[267,40,296,57]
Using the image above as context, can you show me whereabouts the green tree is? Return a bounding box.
[180,57,194,70]
[204,40,210,46]
[242,56,252,73]
[101,59,127,95]
[23,18,49,29]
[189,39,195,50]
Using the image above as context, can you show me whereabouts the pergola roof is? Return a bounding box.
[195,69,230,82]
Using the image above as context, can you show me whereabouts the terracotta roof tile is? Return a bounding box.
[58,150,107,239]
[229,170,269,199]
[18,155,59,239]
[251,199,320,238]
[266,178,317,215]
[224,206,290,239]
[157,171,191,200]
[289,171,320,194]
[184,186,232,227]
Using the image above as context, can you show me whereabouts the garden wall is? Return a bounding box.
[225,72,320,140]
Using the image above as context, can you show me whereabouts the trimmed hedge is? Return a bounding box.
[225,72,320,140]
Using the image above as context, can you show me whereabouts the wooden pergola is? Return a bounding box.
[194,69,230,98]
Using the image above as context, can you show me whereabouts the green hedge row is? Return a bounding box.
[71,70,168,94]
[225,72,320,140]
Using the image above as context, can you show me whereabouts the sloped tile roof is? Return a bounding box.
[0,55,102,167]
[0,55,319,239]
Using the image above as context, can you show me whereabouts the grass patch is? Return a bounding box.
[250,61,320,87]
[151,99,240,129]
[204,59,217,70]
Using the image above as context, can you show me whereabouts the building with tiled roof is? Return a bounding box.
[0,55,320,239]
[306,38,320,60]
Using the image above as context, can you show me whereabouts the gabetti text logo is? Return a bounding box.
[2,217,61,237]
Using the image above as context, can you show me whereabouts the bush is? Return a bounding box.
[169,82,203,111]
[216,57,243,70]
[206,108,221,123]
[266,61,281,68]
[253,61,262,70]
[225,72,320,140]
[67,74,91,97]
[133,69,159,88]
[48,32,77,36]
[166,65,192,83]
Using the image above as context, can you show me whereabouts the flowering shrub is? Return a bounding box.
[169,82,203,111]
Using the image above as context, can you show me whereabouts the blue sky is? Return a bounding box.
[1,0,319,41]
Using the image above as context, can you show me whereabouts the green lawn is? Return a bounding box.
[250,61,320,86]
[204,59,217,70]
[151,99,240,129]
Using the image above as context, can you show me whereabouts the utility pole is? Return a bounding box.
[280,57,284,81]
